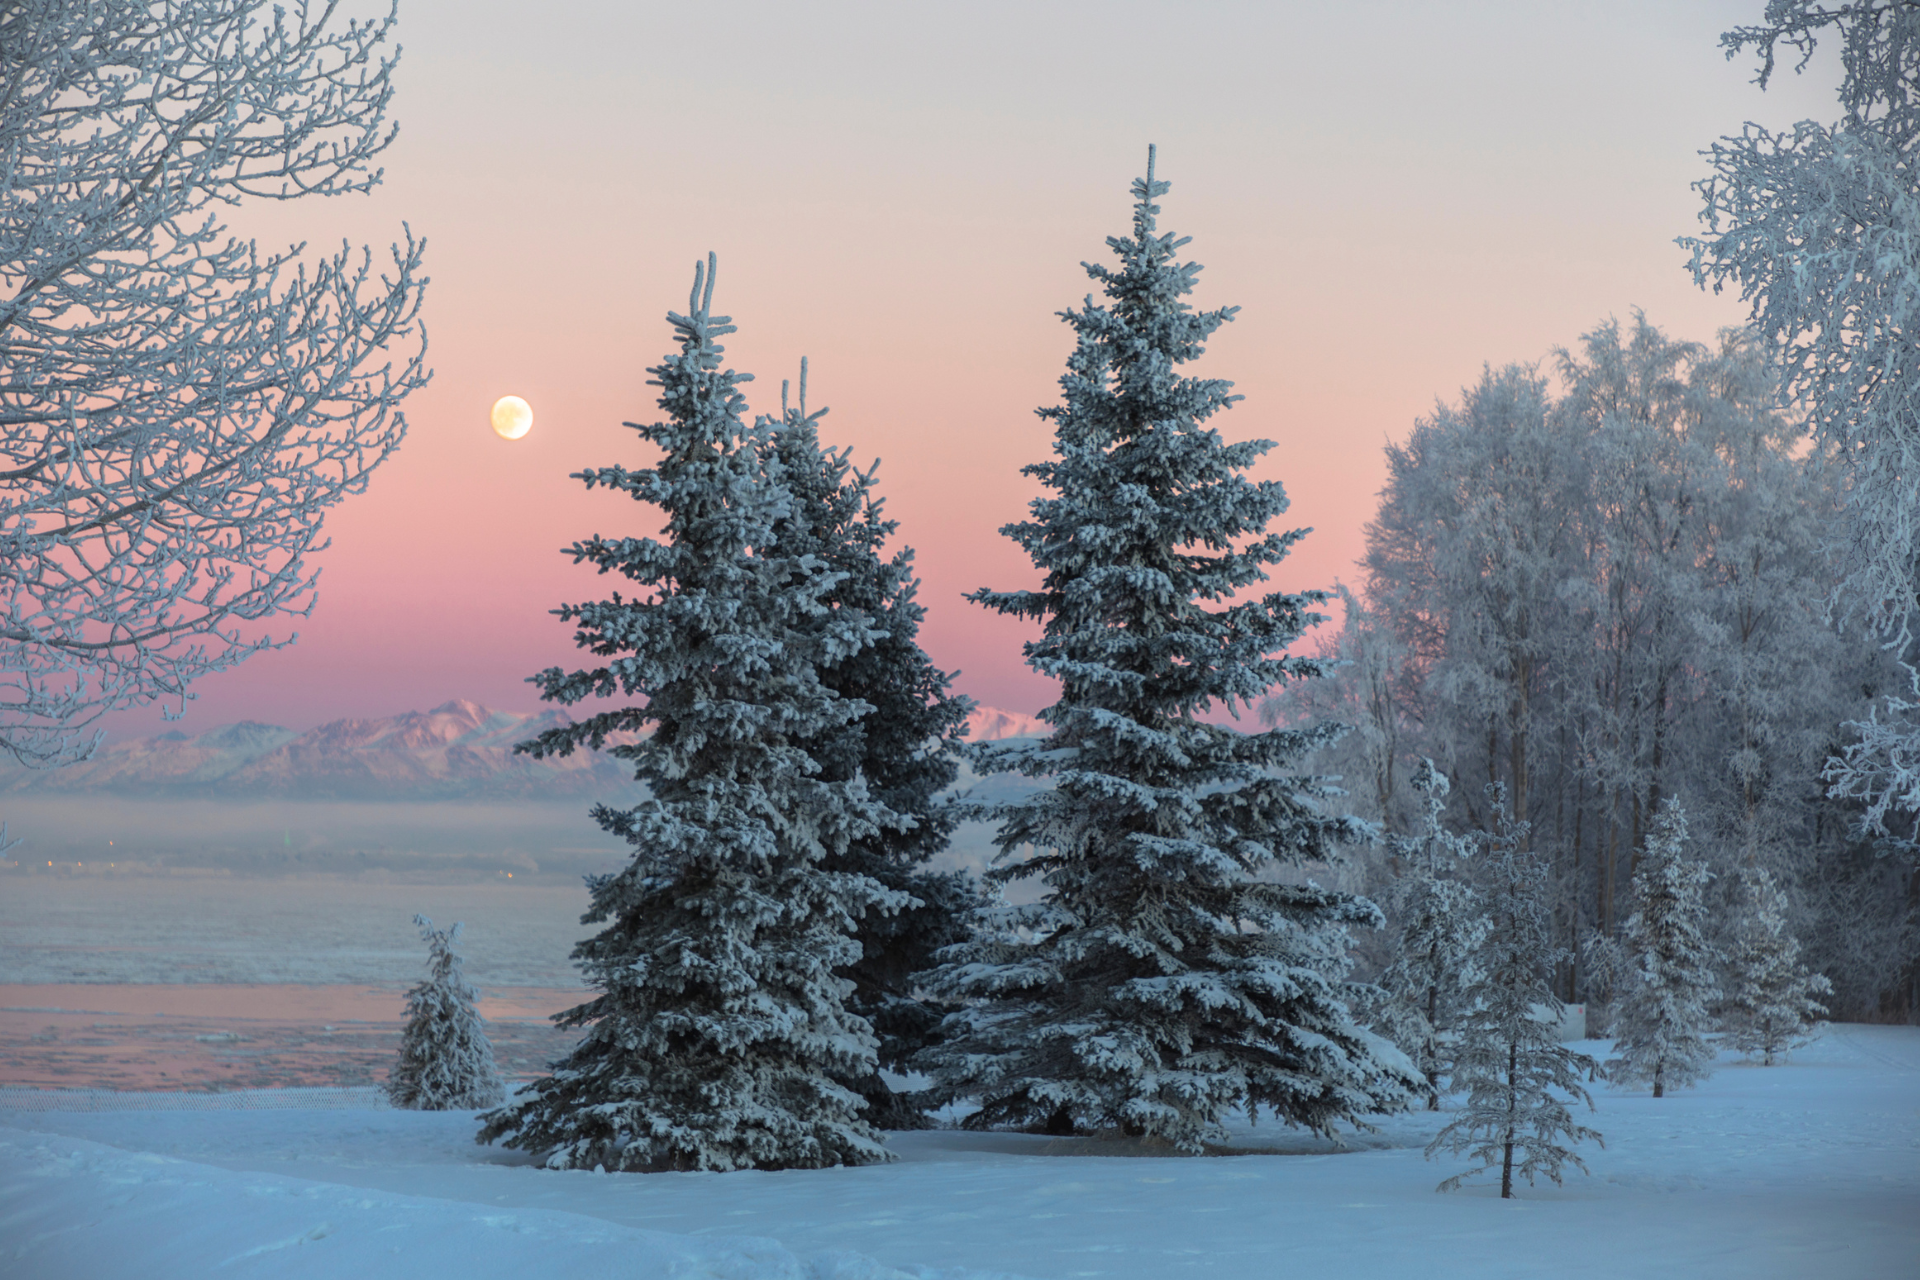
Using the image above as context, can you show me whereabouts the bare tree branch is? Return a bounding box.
[0,0,429,767]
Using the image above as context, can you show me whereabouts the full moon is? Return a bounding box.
[490,395,533,440]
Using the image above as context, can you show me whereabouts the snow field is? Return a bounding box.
[3,1027,1915,1280]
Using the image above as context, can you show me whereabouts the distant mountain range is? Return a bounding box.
[0,700,1050,802]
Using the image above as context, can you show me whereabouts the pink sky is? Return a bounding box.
[105,0,1838,738]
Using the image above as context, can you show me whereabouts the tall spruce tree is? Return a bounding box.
[1610,800,1720,1097]
[476,258,903,1172]
[1376,759,1486,1109]
[761,365,978,1129]
[1725,865,1831,1065]
[920,149,1420,1152]
[1428,790,1602,1198]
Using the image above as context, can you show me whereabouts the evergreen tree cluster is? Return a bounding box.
[472,153,1420,1173]
[435,88,1887,1191]
[471,258,971,1172]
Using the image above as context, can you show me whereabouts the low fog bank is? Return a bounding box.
[0,874,597,987]
[0,770,1031,990]
[0,795,639,882]
[0,760,1031,885]
[1,840,1008,991]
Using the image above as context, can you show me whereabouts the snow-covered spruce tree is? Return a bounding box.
[1609,800,1720,1097]
[475,258,903,1172]
[1725,866,1832,1065]
[1428,790,1601,1198]
[387,916,506,1111]
[1375,759,1486,1109]
[760,365,978,1129]
[919,148,1420,1152]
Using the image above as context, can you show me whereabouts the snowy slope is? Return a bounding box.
[961,707,1048,742]
[4,1027,1915,1280]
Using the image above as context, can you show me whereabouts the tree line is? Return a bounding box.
[1263,313,1917,1026]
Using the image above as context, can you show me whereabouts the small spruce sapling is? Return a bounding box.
[1609,800,1720,1097]
[387,915,506,1110]
[1428,789,1601,1198]
[1376,759,1486,1109]
[1725,866,1832,1065]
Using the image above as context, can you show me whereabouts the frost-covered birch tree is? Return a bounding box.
[920,149,1419,1152]
[476,258,902,1173]
[0,0,429,767]
[1609,801,1721,1097]
[1347,314,1888,1013]
[1375,759,1485,1109]
[760,364,977,1129]
[387,916,506,1111]
[1363,363,1579,846]
[1258,582,1415,836]
[1684,1,1920,645]
[1725,865,1832,1064]
[1682,4,1920,925]
[1428,791,1601,1199]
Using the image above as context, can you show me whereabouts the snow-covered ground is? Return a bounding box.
[3,1027,1915,1280]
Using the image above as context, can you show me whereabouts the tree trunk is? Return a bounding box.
[1510,653,1530,847]
[1640,667,1670,878]
[1425,982,1441,1110]
[1501,1038,1518,1198]
[1600,810,1618,940]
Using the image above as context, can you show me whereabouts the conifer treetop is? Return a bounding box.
[975,146,1331,738]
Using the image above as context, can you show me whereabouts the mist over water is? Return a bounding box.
[1,876,595,988]
[0,808,1015,1088]
[0,795,631,880]
[0,757,1032,1086]
[0,790,1021,991]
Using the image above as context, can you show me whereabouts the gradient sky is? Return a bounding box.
[103,0,1844,738]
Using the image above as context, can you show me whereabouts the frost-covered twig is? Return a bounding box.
[0,0,428,765]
